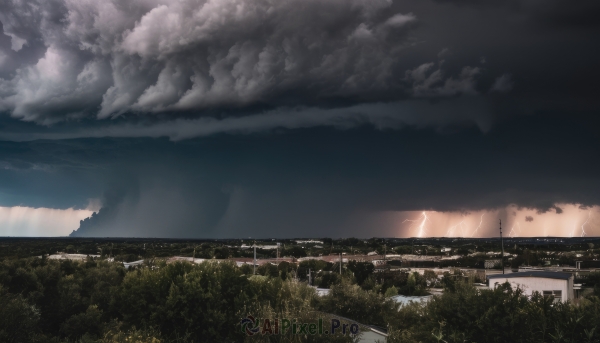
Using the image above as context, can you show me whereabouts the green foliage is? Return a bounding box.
[346,261,374,285]
[258,263,280,278]
[317,279,399,327]
[385,285,398,297]
[315,273,339,288]
[423,269,439,287]
[214,246,231,259]
[0,288,42,343]
[0,250,599,343]
[390,283,600,343]
[298,260,330,274]
[375,270,428,296]
[60,305,104,340]
[99,323,163,343]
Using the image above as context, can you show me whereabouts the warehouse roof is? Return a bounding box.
[487,271,572,280]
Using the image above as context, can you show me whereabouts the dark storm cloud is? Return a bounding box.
[0,111,597,238]
[0,0,533,131]
[0,98,497,142]
[435,0,600,29]
[1,0,600,237]
[0,0,423,122]
[525,216,534,222]
[0,0,598,132]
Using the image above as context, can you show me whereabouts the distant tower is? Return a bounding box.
[500,219,505,274]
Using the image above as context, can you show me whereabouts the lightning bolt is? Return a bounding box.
[403,211,430,237]
[581,211,591,237]
[508,222,521,238]
[569,221,577,238]
[444,220,465,237]
[470,214,485,237]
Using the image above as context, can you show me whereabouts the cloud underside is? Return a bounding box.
[0,0,412,122]
[0,0,519,129]
[0,99,494,142]
[0,0,597,135]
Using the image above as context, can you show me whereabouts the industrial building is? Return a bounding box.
[487,271,574,302]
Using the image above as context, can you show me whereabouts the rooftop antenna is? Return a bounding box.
[500,219,505,274]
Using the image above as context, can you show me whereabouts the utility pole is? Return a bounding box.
[339,253,342,275]
[253,244,257,275]
[500,219,505,274]
[277,243,280,264]
[384,240,387,262]
[308,268,312,285]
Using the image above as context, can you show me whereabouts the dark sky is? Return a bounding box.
[0,0,599,237]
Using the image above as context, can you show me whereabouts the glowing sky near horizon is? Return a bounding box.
[393,204,599,238]
[0,203,598,238]
[0,206,94,236]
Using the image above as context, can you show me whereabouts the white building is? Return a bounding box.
[315,288,331,297]
[487,271,574,302]
[123,260,145,269]
[371,259,386,266]
[390,295,432,307]
[47,253,100,260]
[296,240,323,244]
[484,259,501,269]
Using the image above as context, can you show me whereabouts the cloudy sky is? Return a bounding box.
[0,0,599,237]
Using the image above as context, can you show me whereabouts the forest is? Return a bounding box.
[0,254,600,343]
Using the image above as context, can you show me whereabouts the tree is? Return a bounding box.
[347,261,374,286]
[285,246,307,258]
[318,279,399,327]
[60,305,104,340]
[0,291,41,343]
[385,286,399,297]
[214,246,230,259]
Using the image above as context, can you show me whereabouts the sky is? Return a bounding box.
[0,0,599,237]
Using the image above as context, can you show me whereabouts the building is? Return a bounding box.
[390,295,432,307]
[371,259,386,266]
[47,253,100,261]
[487,271,574,302]
[315,288,331,297]
[484,259,501,269]
[123,260,145,269]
